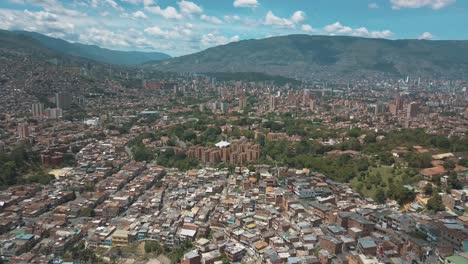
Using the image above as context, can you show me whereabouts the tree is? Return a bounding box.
[397,187,416,206]
[80,207,95,217]
[256,134,266,147]
[145,240,162,254]
[459,158,468,167]
[71,145,81,154]
[388,182,416,206]
[62,153,76,166]
[424,183,433,196]
[221,253,230,264]
[1,161,17,186]
[427,193,445,212]
[443,159,456,172]
[447,171,462,190]
[374,188,386,204]
[182,130,197,142]
[407,152,432,168]
[132,144,154,162]
[348,127,362,138]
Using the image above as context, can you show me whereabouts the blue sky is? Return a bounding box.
[0,0,466,56]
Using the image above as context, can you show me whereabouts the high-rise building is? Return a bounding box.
[17,123,29,138]
[309,99,317,111]
[269,95,276,111]
[55,92,72,109]
[48,108,63,119]
[76,96,86,106]
[396,89,403,113]
[220,102,228,113]
[31,103,44,117]
[407,102,419,119]
[239,92,247,110]
[375,102,387,115]
[389,103,397,115]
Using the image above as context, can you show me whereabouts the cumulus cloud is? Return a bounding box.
[224,15,241,23]
[264,10,307,29]
[418,31,434,39]
[291,11,306,24]
[324,21,393,38]
[368,2,379,8]
[132,10,147,19]
[264,11,293,29]
[390,0,455,10]
[200,14,223,24]
[178,0,203,16]
[301,24,316,33]
[80,27,130,47]
[201,32,239,47]
[233,0,259,8]
[90,0,123,12]
[144,5,183,19]
[11,0,86,17]
[122,0,154,5]
[144,23,194,40]
[0,9,75,36]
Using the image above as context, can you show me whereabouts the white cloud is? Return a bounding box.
[144,24,194,40]
[264,10,308,29]
[264,11,295,29]
[224,15,241,23]
[324,21,393,38]
[177,0,203,15]
[291,11,306,24]
[368,2,379,8]
[418,31,434,39]
[122,0,140,4]
[132,10,147,19]
[122,0,153,5]
[80,27,129,47]
[90,0,123,12]
[144,26,166,36]
[233,0,259,8]
[200,14,223,24]
[301,24,316,33]
[324,21,352,34]
[354,27,393,38]
[12,0,86,17]
[201,32,239,47]
[0,8,76,39]
[144,5,183,19]
[390,0,455,10]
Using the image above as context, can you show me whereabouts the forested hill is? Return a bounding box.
[148,34,468,80]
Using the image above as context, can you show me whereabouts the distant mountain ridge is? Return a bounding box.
[148,34,468,80]
[12,31,171,65]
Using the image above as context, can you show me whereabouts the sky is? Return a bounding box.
[0,0,466,56]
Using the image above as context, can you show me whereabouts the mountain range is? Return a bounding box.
[9,30,170,65]
[148,35,468,80]
[1,30,468,80]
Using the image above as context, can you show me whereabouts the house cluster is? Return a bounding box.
[0,138,154,262]
[179,166,468,264]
